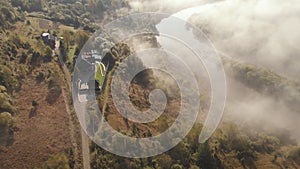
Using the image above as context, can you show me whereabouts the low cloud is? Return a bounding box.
[189,0,300,79]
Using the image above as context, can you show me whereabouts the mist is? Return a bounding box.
[127,0,300,139]
[188,0,300,79]
[185,0,300,139]
[129,0,300,79]
[128,0,217,13]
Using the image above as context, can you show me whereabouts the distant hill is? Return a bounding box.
[0,0,23,30]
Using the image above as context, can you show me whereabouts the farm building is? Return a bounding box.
[41,32,57,49]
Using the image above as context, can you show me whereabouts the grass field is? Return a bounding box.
[95,63,106,87]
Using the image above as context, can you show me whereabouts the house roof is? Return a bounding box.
[42,32,50,37]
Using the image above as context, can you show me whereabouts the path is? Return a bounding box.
[56,48,91,169]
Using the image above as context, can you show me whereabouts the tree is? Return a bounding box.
[155,154,172,169]
[88,0,105,17]
[0,64,16,93]
[189,165,200,169]
[0,112,14,146]
[171,164,184,169]
[30,51,41,66]
[29,100,38,118]
[43,153,70,169]
[75,30,89,50]
[195,141,216,169]
[62,30,71,50]
[59,39,68,62]
[43,46,53,62]
[169,142,191,167]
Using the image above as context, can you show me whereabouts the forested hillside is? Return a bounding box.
[0,0,299,169]
[0,0,80,168]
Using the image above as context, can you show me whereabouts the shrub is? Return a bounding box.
[46,65,62,104]
[46,84,62,104]
[0,112,13,128]
[195,141,217,169]
[30,51,42,66]
[0,86,16,115]
[155,154,172,169]
[171,164,184,169]
[35,72,44,83]
[287,146,300,161]
[19,52,27,64]
[43,152,70,169]
[0,112,14,146]
[32,100,38,107]
[0,64,16,91]
[189,165,200,169]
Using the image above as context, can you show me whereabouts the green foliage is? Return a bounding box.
[30,51,42,66]
[42,152,70,169]
[46,65,62,104]
[169,142,191,167]
[249,134,280,153]
[59,39,68,62]
[155,154,172,169]
[268,128,296,146]
[229,61,300,111]
[8,34,23,49]
[36,72,45,83]
[74,31,89,50]
[0,64,16,92]
[29,100,38,118]
[189,165,200,169]
[0,112,14,146]
[287,146,300,160]
[32,100,38,107]
[218,123,251,152]
[95,63,106,86]
[195,141,217,169]
[0,0,22,29]
[171,164,184,169]
[43,46,53,62]
[88,0,105,17]
[11,0,45,12]
[0,112,13,128]
[0,93,16,114]
[0,85,16,114]
[19,52,28,64]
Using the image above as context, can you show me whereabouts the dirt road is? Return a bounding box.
[56,49,91,169]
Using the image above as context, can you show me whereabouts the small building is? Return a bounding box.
[41,32,57,49]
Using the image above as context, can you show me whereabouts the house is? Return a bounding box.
[41,32,57,49]
[74,50,112,93]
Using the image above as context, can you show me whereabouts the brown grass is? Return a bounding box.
[0,68,72,169]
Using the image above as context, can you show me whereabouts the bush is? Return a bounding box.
[19,52,27,64]
[0,112,14,146]
[0,112,13,128]
[30,51,42,66]
[32,100,38,107]
[195,141,217,169]
[35,72,44,83]
[46,84,62,104]
[171,164,184,169]
[0,64,16,92]
[43,152,70,169]
[189,165,200,169]
[43,46,53,62]
[8,34,23,48]
[0,85,16,114]
[46,66,62,104]
[287,146,300,161]
[155,154,172,169]
[11,0,45,12]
